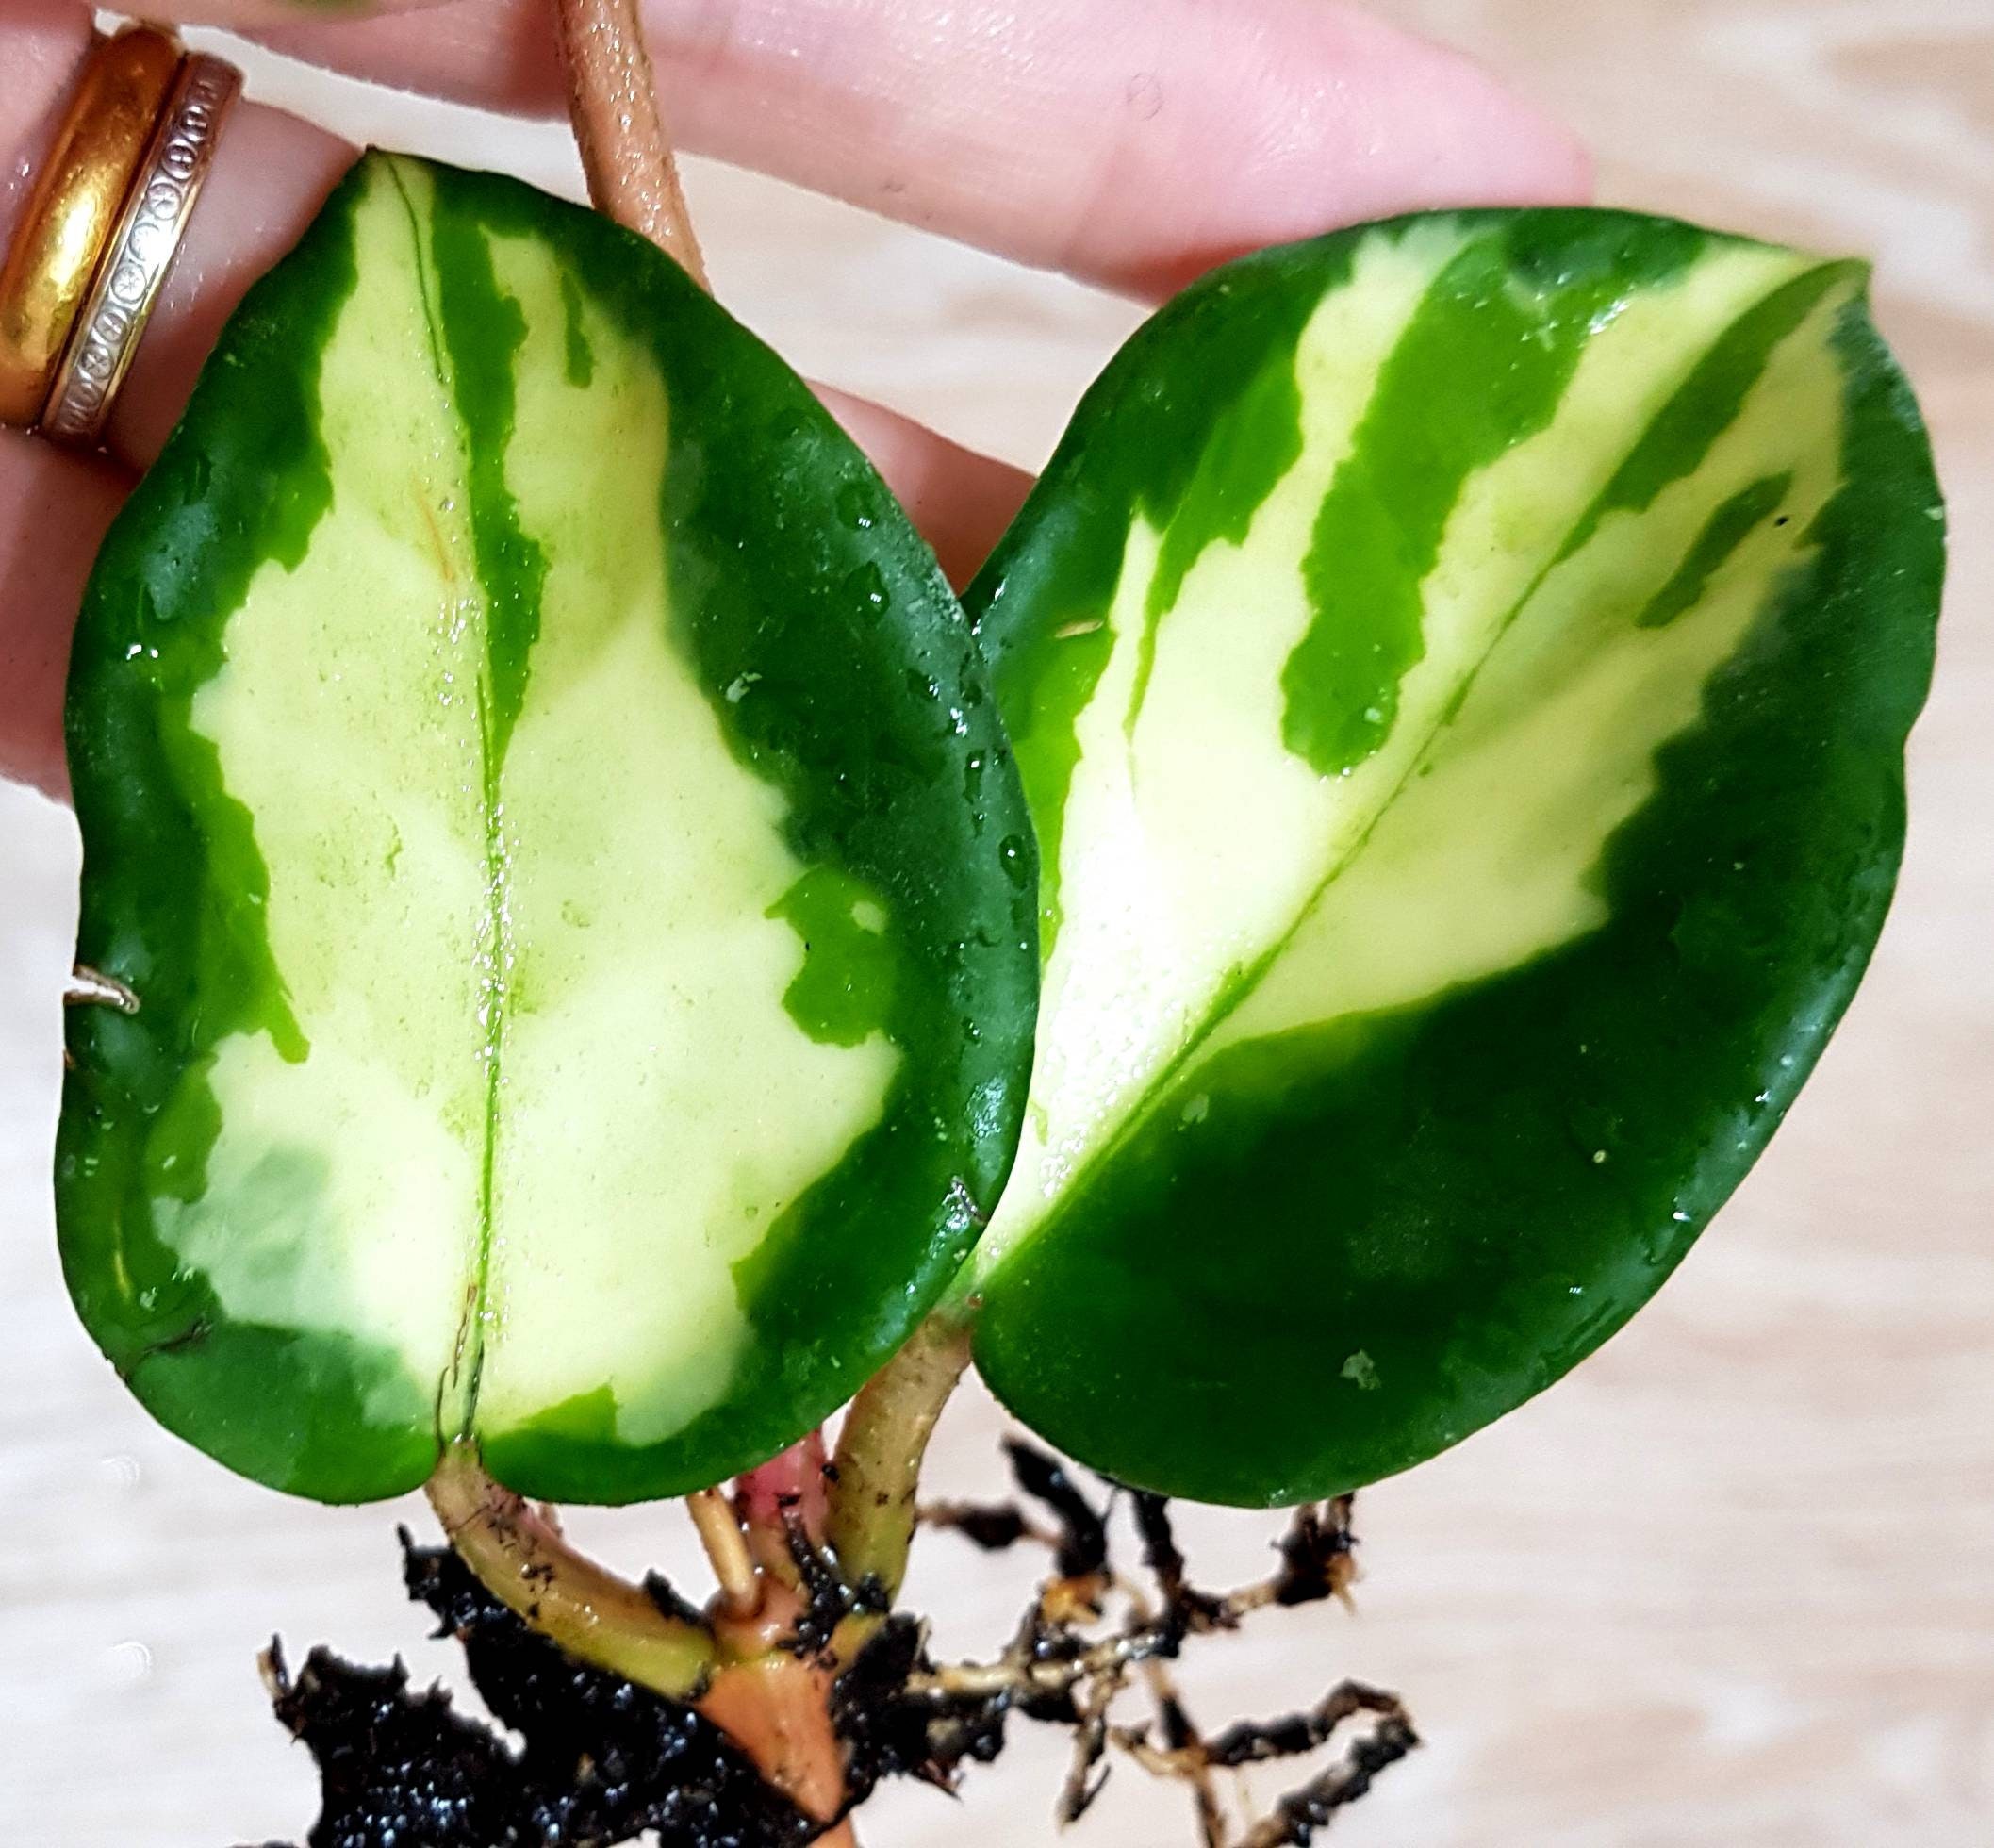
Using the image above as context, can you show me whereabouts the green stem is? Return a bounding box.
[825,1313,974,1601]
[426,1441,715,1698]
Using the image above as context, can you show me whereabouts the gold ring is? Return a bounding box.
[41,52,242,452]
[0,26,184,429]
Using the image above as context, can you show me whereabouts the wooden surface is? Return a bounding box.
[3,2,1990,1841]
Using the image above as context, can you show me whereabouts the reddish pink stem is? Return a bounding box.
[736,1431,832,1595]
[736,1429,831,1543]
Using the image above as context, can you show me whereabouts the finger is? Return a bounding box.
[0,17,1026,796]
[228,0,1591,297]
[104,101,1023,577]
[0,7,1013,528]
[0,14,382,473]
[0,433,132,799]
[0,5,129,797]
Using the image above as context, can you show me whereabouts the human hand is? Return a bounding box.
[0,0,1587,798]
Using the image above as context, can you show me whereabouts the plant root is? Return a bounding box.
[265,1438,1411,1846]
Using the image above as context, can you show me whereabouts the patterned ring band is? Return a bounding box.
[0,26,184,428]
[39,50,242,453]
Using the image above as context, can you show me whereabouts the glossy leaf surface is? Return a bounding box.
[59,155,1037,1504]
[964,209,1942,1506]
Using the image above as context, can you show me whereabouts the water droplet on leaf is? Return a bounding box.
[843,560,889,619]
[835,481,876,531]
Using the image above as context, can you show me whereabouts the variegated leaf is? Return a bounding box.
[58,155,1037,1505]
[964,209,1942,1506]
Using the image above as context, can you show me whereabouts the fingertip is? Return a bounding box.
[1386,24,1594,211]
[1111,3,1595,294]
[204,0,1595,301]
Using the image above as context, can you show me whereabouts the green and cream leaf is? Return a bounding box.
[58,154,1037,1505]
[965,208,1942,1507]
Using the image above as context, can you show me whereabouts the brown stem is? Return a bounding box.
[700,1636,859,1848]
[552,0,773,1648]
[826,1314,974,1600]
[430,1447,855,1839]
[519,18,899,1837]
[553,0,709,287]
[702,1433,862,1844]
[425,1442,714,1697]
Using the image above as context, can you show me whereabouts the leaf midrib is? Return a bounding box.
[1001,257,1843,1258]
[386,163,513,1440]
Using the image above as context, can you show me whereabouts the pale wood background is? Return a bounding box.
[2,2,1989,1842]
